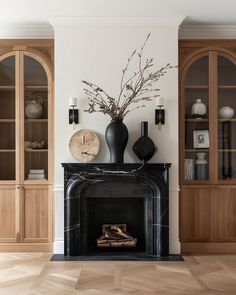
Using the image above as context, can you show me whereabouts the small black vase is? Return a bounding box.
[105,119,129,163]
[133,121,157,163]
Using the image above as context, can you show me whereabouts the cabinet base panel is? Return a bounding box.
[181,242,236,254]
[0,243,53,252]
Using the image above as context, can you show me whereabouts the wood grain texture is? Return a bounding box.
[1,253,236,294]
[180,186,211,242]
[0,187,18,242]
[21,185,49,243]
[213,188,236,242]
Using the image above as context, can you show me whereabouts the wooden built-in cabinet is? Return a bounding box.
[0,40,53,252]
[180,40,236,253]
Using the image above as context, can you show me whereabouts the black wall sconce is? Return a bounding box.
[155,97,165,129]
[69,97,79,129]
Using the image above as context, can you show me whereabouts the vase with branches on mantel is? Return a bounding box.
[82,33,176,163]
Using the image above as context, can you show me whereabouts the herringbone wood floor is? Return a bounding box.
[0,253,236,294]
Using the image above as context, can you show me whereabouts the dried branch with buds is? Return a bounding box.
[82,33,176,120]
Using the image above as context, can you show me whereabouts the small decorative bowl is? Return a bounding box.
[218,106,235,119]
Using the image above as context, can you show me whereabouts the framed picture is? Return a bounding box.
[193,130,209,148]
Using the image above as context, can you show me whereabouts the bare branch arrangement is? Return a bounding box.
[82,34,176,120]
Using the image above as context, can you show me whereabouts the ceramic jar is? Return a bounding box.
[25,98,43,119]
[195,152,208,180]
[218,106,235,119]
[191,99,207,118]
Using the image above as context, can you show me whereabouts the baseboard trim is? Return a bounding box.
[0,243,53,252]
[169,239,181,254]
[181,242,236,254]
[53,240,64,254]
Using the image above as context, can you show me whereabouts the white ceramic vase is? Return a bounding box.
[195,152,208,180]
[218,106,235,119]
[191,99,207,117]
[25,100,43,119]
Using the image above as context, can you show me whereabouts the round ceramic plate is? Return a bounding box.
[69,129,100,162]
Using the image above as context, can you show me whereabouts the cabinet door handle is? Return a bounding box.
[17,186,24,190]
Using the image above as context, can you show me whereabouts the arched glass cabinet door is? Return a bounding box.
[23,53,49,181]
[183,54,210,182]
[0,53,16,180]
[217,54,236,182]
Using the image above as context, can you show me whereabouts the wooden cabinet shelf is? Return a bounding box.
[185,119,209,122]
[0,149,15,152]
[0,86,15,90]
[218,149,236,152]
[25,119,48,123]
[218,85,236,89]
[180,40,236,253]
[25,85,47,90]
[185,85,208,89]
[218,118,236,122]
[25,148,48,152]
[185,149,209,152]
[0,119,15,123]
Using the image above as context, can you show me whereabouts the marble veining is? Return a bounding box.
[62,163,171,259]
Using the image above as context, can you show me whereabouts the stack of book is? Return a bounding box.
[28,169,46,180]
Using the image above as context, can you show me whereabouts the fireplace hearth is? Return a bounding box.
[62,163,171,260]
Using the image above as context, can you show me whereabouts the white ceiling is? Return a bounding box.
[1,0,236,27]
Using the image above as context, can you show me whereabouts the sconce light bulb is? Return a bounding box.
[69,97,77,107]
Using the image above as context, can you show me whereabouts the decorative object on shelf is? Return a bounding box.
[69,129,100,162]
[105,119,128,163]
[193,130,209,149]
[222,166,233,179]
[218,106,235,119]
[191,98,207,119]
[27,169,46,180]
[24,140,46,149]
[184,158,195,180]
[155,97,165,129]
[133,121,157,163]
[195,152,208,180]
[25,95,43,119]
[81,34,175,162]
[69,97,79,130]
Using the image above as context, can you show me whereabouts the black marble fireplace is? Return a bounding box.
[62,163,171,259]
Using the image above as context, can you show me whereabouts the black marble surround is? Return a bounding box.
[62,163,171,259]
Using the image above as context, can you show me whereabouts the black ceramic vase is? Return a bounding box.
[105,119,129,163]
[133,121,157,163]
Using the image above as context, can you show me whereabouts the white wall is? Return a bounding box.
[52,17,181,254]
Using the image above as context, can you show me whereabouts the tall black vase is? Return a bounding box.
[133,121,157,163]
[105,119,129,163]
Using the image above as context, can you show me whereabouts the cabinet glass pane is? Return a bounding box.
[24,55,48,181]
[218,56,236,180]
[0,56,16,180]
[184,56,209,181]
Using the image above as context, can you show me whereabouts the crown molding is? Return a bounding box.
[50,17,184,28]
[179,25,236,39]
[0,24,53,39]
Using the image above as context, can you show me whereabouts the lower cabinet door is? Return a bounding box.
[180,186,212,242]
[213,187,236,242]
[20,185,52,243]
[0,185,19,242]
